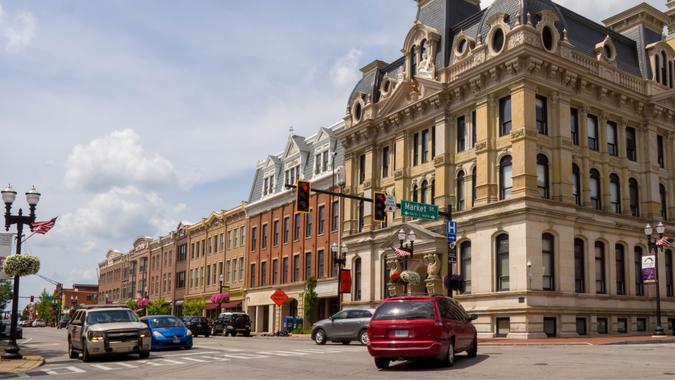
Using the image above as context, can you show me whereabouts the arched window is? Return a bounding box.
[412,184,418,203]
[420,39,428,61]
[595,241,606,294]
[615,244,626,295]
[500,156,513,200]
[431,179,435,205]
[537,154,549,199]
[456,171,465,211]
[662,51,668,86]
[420,180,428,204]
[574,238,585,293]
[572,164,581,206]
[655,53,661,83]
[542,233,554,291]
[609,174,621,213]
[629,178,639,217]
[460,241,471,294]
[667,250,674,297]
[590,169,601,210]
[353,257,361,301]
[411,45,418,76]
[471,167,477,207]
[635,246,644,296]
[496,234,509,291]
[669,61,674,89]
[660,184,668,220]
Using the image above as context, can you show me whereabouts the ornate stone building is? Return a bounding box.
[338,0,675,338]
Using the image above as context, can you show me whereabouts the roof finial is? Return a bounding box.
[527,12,533,26]
[563,28,569,41]
[289,126,294,135]
[515,12,521,26]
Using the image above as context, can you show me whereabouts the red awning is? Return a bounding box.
[221,301,242,310]
[204,303,221,311]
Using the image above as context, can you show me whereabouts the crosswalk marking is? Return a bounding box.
[294,349,344,354]
[89,364,114,371]
[116,362,138,368]
[200,355,231,361]
[157,359,184,365]
[258,350,309,356]
[43,366,85,375]
[223,353,269,360]
[137,360,163,367]
[181,357,208,362]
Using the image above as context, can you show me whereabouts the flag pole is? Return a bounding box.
[20,232,37,244]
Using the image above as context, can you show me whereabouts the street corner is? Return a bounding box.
[0,355,45,374]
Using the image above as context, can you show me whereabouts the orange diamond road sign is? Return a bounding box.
[271,288,288,306]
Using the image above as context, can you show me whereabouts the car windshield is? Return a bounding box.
[373,301,435,321]
[85,310,139,325]
[148,317,183,328]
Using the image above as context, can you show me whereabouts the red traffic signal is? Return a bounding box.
[296,180,311,213]
[373,191,387,223]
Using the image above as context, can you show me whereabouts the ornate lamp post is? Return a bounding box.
[398,228,416,294]
[332,242,347,311]
[645,223,666,336]
[2,184,40,360]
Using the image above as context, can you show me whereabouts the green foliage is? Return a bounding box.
[3,255,40,277]
[183,299,205,316]
[303,276,319,324]
[290,327,312,334]
[145,297,171,316]
[0,280,12,311]
[35,288,55,323]
[127,299,138,311]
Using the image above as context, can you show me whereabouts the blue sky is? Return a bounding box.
[0,0,666,306]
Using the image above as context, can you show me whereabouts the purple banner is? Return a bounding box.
[642,255,656,283]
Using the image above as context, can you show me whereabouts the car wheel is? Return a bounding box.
[313,329,327,345]
[205,332,210,338]
[243,330,251,337]
[68,339,79,359]
[81,340,91,363]
[139,351,150,359]
[358,329,369,345]
[230,331,237,337]
[341,341,351,345]
[467,335,478,358]
[374,358,390,369]
[185,345,193,350]
[444,340,455,367]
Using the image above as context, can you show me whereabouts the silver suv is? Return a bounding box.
[67,306,151,362]
[311,309,375,345]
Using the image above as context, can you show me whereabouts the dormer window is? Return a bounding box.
[649,45,674,88]
[285,166,300,185]
[314,150,331,175]
[411,45,418,76]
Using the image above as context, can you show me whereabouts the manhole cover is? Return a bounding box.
[534,363,548,366]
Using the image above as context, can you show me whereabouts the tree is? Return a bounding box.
[35,289,55,323]
[146,297,171,316]
[303,276,319,324]
[127,299,138,311]
[183,299,205,316]
[0,280,12,312]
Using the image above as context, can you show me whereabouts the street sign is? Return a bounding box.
[270,288,289,306]
[400,200,439,220]
[447,221,457,242]
[385,195,396,213]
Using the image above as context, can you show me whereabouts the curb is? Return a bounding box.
[0,355,45,373]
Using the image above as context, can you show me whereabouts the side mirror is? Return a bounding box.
[468,314,478,321]
[329,317,334,321]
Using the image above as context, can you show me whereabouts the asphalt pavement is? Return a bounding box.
[8,327,675,379]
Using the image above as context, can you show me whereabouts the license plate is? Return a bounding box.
[173,338,180,343]
[394,330,408,338]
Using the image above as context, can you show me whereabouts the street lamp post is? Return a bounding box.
[645,223,666,336]
[218,274,224,312]
[332,243,347,311]
[397,228,416,295]
[2,184,41,360]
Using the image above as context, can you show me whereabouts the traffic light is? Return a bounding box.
[373,191,387,223]
[30,295,34,303]
[296,180,311,213]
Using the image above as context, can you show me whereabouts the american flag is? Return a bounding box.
[656,237,673,248]
[392,246,411,257]
[31,217,57,234]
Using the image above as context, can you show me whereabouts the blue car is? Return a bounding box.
[140,315,193,350]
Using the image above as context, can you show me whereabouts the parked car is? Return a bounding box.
[140,315,192,350]
[32,320,46,327]
[57,318,69,329]
[20,320,33,327]
[0,320,22,339]
[211,312,251,337]
[181,316,211,337]
[67,305,151,362]
[311,309,375,345]
[367,296,478,369]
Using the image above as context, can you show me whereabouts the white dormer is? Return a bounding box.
[261,155,280,197]
[282,132,308,186]
[313,127,335,176]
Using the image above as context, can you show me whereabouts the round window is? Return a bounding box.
[492,28,505,53]
[542,26,554,51]
[457,38,467,55]
[603,45,613,60]
[353,102,362,121]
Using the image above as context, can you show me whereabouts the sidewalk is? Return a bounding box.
[0,341,45,374]
[479,335,675,346]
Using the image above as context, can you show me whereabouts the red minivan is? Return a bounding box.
[367,296,478,369]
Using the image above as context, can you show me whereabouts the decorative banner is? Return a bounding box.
[642,255,656,283]
[340,269,352,293]
[0,234,14,281]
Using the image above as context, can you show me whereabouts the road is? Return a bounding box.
[7,327,675,379]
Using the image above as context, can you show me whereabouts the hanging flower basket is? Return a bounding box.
[138,298,149,308]
[400,270,421,286]
[444,274,465,292]
[3,255,40,277]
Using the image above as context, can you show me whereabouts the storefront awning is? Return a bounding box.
[204,303,221,311]
[221,301,242,309]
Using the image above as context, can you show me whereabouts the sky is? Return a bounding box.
[0,0,668,308]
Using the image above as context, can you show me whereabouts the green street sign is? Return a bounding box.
[400,200,439,221]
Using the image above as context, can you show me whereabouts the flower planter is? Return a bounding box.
[3,255,40,277]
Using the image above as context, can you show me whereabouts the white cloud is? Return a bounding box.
[0,3,36,52]
[64,129,177,192]
[329,48,363,89]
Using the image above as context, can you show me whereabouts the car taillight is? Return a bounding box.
[433,322,444,339]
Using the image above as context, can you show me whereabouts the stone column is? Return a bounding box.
[433,114,451,208]
[393,132,407,222]
[363,145,374,232]
[510,82,539,199]
[343,152,355,235]
[556,94,574,204]
[474,96,495,205]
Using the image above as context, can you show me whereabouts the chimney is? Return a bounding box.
[603,2,667,36]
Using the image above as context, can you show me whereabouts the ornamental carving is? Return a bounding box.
[394,169,404,180]
[475,141,487,151]
[510,129,525,140]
